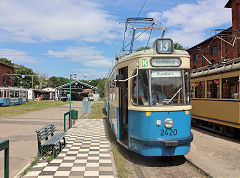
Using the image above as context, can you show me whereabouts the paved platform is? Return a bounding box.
[23,119,117,178]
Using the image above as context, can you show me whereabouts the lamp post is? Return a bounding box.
[69,73,77,127]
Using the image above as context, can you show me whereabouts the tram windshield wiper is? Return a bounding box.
[164,87,182,105]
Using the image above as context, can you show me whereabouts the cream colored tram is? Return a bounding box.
[191,58,240,136]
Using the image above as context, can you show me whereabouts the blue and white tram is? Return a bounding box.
[105,38,193,156]
[0,87,28,106]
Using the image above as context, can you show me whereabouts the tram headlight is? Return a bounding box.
[164,118,174,129]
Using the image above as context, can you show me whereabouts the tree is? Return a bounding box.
[14,64,39,89]
[48,76,69,88]
[174,42,185,50]
[0,58,14,66]
[80,78,107,97]
[136,46,151,52]
[96,78,107,97]
[38,73,49,88]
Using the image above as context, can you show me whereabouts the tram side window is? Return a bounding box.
[195,81,205,98]
[15,91,19,97]
[109,80,113,101]
[222,76,239,99]
[112,74,116,101]
[10,90,15,97]
[0,90,2,98]
[207,79,219,98]
[109,74,116,101]
[131,70,149,106]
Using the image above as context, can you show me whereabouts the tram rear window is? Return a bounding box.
[222,76,239,99]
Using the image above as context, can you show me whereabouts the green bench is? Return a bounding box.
[36,123,66,157]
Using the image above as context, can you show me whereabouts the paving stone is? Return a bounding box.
[22,119,116,178]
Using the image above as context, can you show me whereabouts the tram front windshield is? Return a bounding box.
[132,69,190,106]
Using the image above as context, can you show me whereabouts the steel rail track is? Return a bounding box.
[186,158,213,178]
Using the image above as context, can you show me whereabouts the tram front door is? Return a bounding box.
[119,67,128,145]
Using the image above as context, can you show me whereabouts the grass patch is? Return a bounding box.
[0,100,69,117]
[20,157,39,177]
[106,119,131,178]
[46,154,54,163]
[89,101,106,119]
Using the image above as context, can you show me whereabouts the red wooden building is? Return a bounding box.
[188,0,240,70]
[0,63,14,86]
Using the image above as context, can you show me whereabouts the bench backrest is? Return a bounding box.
[36,123,56,142]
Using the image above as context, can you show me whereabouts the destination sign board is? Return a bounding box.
[151,58,181,67]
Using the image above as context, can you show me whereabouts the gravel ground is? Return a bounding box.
[186,127,240,177]
[125,152,204,178]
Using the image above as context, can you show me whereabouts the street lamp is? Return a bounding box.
[69,73,77,124]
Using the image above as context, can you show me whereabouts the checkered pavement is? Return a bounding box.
[23,119,116,178]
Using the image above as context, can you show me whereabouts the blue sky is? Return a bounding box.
[0,0,232,79]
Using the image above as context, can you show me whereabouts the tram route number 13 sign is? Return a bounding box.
[142,58,148,67]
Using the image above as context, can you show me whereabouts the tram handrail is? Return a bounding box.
[114,68,139,82]
[0,140,9,178]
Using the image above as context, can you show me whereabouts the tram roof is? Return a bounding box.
[191,57,240,78]
[117,48,189,62]
[0,86,28,91]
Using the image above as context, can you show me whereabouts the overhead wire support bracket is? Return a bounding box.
[120,17,167,55]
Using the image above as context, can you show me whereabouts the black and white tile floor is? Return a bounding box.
[23,119,116,178]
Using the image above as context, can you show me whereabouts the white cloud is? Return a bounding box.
[0,0,121,43]
[0,49,36,63]
[48,46,112,67]
[147,0,232,47]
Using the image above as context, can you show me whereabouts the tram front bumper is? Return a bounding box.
[130,133,193,147]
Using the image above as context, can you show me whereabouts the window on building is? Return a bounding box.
[195,81,205,98]
[194,54,199,62]
[211,46,218,56]
[207,79,220,98]
[222,76,239,99]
